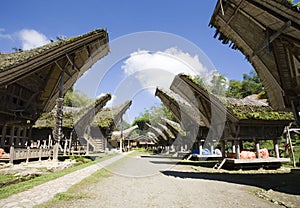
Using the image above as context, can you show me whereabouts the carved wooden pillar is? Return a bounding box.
[53,97,64,161]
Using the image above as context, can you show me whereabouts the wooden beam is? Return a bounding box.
[227,0,245,25]
[55,61,72,77]
[66,54,80,72]
[251,21,291,57]
[85,45,91,57]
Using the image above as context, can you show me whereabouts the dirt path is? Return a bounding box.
[43,154,285,208]
[0,153,128,208]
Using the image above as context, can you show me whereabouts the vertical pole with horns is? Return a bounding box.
[53,71,64,161]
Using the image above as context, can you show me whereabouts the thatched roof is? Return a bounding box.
[209,0,300,117]
[93,100,132,129]
[161,118,186,136]
[146,123,168,141]
[0,29,109,125]
[33,93,111,129]
[155,88,205,128]
[111,125,138,141]
[157,123,175,139]
[171,74,294,123]
[72,94,111,136]
[147,132,159,143]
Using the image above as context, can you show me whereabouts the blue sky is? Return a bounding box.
[2,0,296,123]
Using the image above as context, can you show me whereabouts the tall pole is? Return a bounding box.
[53,71,64,161]
[120,116,123,153]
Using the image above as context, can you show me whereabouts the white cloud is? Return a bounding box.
[0,28,12,40]
[121,47,209,94]
[18,29,49,50]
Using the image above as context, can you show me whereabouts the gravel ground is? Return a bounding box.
[44,154,288,208]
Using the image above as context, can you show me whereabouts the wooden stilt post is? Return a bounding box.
[199,142,203,156]
[63,139,68,156]
[16,126,21,147]
[255,139,261,159]
[232,141,236,153]
[39,147,42,161]
[21,127,27,147]
[221,140,226,158]
[9,146,14,164]
[1,125,6,147]
[235,140,240,159]
[210,144,214,155]
[68,131,73,155]
[273,139,280,158]
[10,126,15,147]
[26,146,30,163]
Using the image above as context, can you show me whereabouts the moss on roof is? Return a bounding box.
[93,101,132,128]
[33,112,74,129]
[33,93,111,129]
[162,118,187,136]
[0,29,107,71]
[225,103,294,120]
[181,74,294,121]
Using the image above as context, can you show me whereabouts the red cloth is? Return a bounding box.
[259,148,269,158]
[240,151,256,159]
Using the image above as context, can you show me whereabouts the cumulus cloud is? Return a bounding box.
[18,29,49,50]
[0,28,12,40]
[121,47,210,94]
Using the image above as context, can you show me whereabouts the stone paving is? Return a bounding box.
[0,152,127,208]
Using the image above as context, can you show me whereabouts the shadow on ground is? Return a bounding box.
[150,160,216,168]
[161,170,300,195]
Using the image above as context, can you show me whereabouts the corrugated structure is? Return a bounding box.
[209,0,300,124]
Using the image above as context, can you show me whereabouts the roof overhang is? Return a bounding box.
[209,0,300,113]
[0,29,109,124]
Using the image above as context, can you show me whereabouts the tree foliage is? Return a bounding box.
[189,71,228,95]
[132,104,175,131]
[64,87,92,107]
[226,69,266,98]
[210,71,228,95]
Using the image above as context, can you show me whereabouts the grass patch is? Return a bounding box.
[0,153,116,199]
[133,148,155,155]
[54,192,90,201]
[0,174,18,188]
[36,161,115,208]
